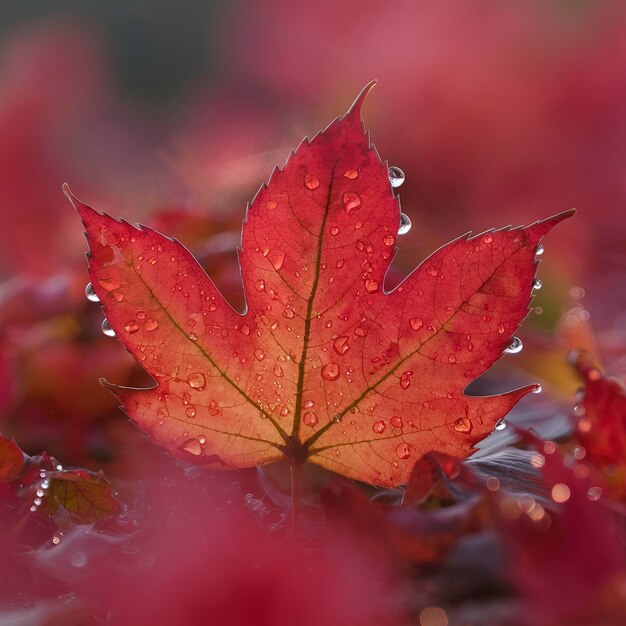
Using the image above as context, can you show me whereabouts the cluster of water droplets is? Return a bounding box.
[387,166,411,236]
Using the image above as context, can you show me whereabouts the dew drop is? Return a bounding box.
[85,282,100,302]
[483,234,493,244]
[101,319,116,337]
[532,384,542,394]
[124,320,140,334]
[273,364,284,378]
[535,244,544,256]
[188,373,206,390]
[333,336,350,356]
[383,234,395,246]
[342,191,362,214]
[448,353,457,363]
[329,226,340,236]
[364,278,379,293]
[573,404,585,417]
[497,322,505,334]
[268,250,285,271]
[304,174,320,190]
[321,363,340,381]
[504,336,523,354]
[97,276,121,292]
[372,420,386,434]
[304,399,315,409]
[388,166,405,188]
[344,169,359,179]
[283,308,295,319]
[396,442,410,460]
[390,416,403,429]
[254,349,265,361]
[409,318,424,331]
[454,417,472,433]
[532,278,542,290]
[303,412,318,427]
[400,377,411,390]
[398,213,411,235]
[495,418,507,431]
[185,406,197,418]
[144,318,159,331]
[266,200,277,210]
[113,291,124,302]
[181,438,202,456]
[198,435,207,444]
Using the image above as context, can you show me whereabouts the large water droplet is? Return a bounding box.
[390,416,403,428]
[364,278,379,293]
[185,406,197,418]
[333,336,350,356]
[304,174,320,190]
[504,336,523,354]
[396,442,410,460]
[495,418,507,431]
[535,244,544,256]
[254,349,265,361]
[268,250,285,271]
[85,282,100,302]
[398,213,411,235]
[303,412,318,427]
[188,373,206,390]
[372,420,386,434]
[101,319,116,337]
[532,278,542,290]
[181,438,202,456]
[144,318,159,331]
[321,363,340,381]
[388,166,405,188]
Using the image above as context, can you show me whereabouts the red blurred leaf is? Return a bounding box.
[570,348,626,497]
[70,84,572,486]
[0,434,24,480]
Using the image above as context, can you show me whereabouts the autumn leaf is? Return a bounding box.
[0,434,24,481]
[69,83,573,486]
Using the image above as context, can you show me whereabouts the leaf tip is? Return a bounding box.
[344,80,378,121]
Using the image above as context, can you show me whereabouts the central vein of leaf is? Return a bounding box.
[291,160,338,441]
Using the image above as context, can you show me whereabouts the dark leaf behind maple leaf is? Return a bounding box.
[0,434,24,481]
[69,84,573,486]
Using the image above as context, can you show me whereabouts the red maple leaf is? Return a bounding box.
[69,83,573,486]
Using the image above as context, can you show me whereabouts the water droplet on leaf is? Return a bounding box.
[85,282,99,302]
[303,412,318,427]
[304,174,320,190]
[342,191,362,214]
[144,318,159,331]
[396,442,410,459]
[101,319,115,337]
[124,321,140,334]
[504,336,523,354]
[454,417,472,433]
[388,166,405,188]
[398,213,411,235]
[495,418,507,431]
[188,373,206,390]
[321,363,340,381]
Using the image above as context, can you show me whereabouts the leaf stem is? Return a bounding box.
[289,451,302,547]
